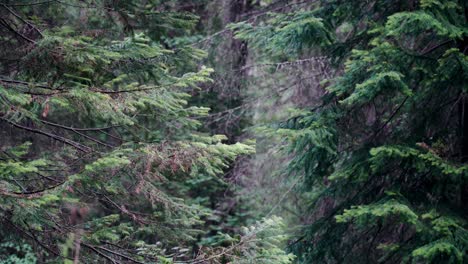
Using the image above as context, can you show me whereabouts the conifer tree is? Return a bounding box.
[0,1,257,262]
[231,0,467,263]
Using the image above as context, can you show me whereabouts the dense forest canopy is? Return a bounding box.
[0,0,466,263]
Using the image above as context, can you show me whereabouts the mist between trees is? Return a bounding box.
[0,0,467,263]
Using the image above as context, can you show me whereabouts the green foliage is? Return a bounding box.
[229,11,331,57]
[411,241,463,264]
[1,0,467,263]
[233,0,468,263]
[385,11,465,39]
[0,0,256,262]
[0,241,37,264]
[335,199,420,227]
[197,216,295,263]
[340,71,412,106]
[233,216,296,264]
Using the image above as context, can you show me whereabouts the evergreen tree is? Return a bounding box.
[0,1,258,262]
[4,0,465,263]
[231,0,468,263]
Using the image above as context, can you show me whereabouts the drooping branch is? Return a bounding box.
[0,181,64,198]
[1,4,44,37]
[39,120,117,148]
[0,78,62,91]
[0,17,36,44]
[39,119,118,132]
[0,77,177,95]
[0,117,91,153]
